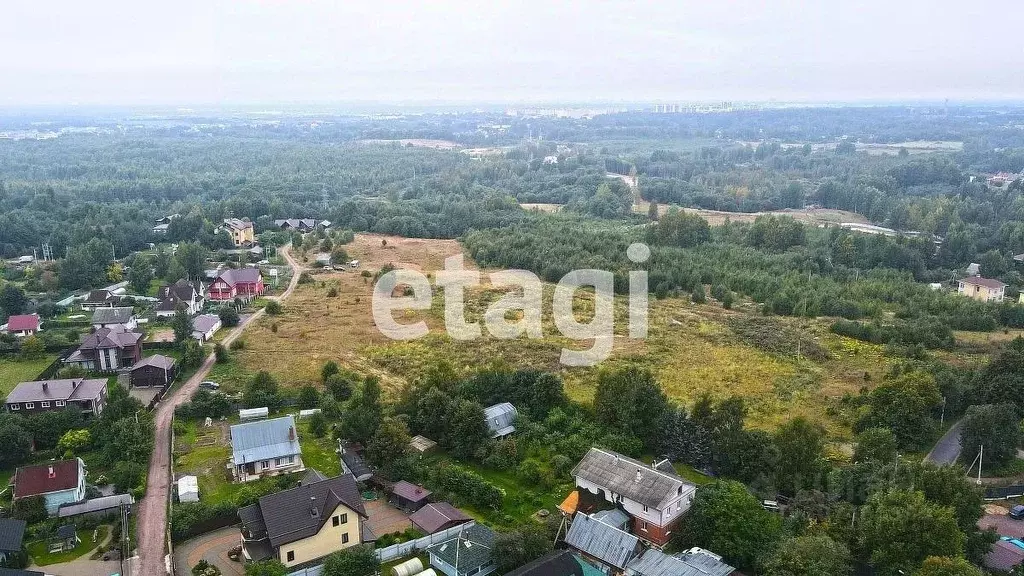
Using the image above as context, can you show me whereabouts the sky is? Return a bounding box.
[2,0,1023,107]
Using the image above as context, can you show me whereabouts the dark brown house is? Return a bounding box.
[4,378,108,417]
[64,326,142,371]
[129,354,177,388]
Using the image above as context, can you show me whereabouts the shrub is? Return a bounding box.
[327,287,338,297]
[229,338,245,351]
[297,272,313,284]
[430,464,504,509]
[218,306,240,328]
[265,300,282,315]
[214,343,228,363]
[270,323,278,333]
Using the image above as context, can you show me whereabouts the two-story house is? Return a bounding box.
[238,472,367,568]
[570,448,697,546]
[5,378,108,417]
[958,276,1006,303]
[223,218,255,247]
[155,279,205,318]
[64,326,143,371]
[91,307,137,331]
[80,289,119,311]
[229,416,304,482]
[208,268,264,302]
[13,459,87,516]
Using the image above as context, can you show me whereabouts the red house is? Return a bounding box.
[208,268,265,301]
[4,314,40,337]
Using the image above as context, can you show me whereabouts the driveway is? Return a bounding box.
[173,526,245,576]
[924,420,963,465]
[365,499,412,538]
[981,513,1024,538]
[137,245,303,576]
[32,558,123,576]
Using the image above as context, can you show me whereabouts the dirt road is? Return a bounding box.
[135,246,303,576]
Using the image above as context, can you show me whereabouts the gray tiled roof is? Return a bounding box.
[565,513,640,571]
[230,416,301,465]
[427,523,495,574]
[6,378,107,404]
[91,307,134,325]
[131,354,176,371]
[192,314,221,334]
[256,473,366,547]
[626,549,734,576]
[0,518,26,552]
[79,326,142,350]
[57,494,134,518]
[572,448,696,509]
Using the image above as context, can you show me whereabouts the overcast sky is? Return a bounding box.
[2,0,1022,106]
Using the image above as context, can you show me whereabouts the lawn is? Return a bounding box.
[28,526,108,566]
[0,355,58,396]
[297,420,341,477]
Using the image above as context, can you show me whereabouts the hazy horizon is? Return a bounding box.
[4,0,1024,107]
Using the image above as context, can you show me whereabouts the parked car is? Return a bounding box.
[1010,505,1024,520]
[200,381,220,390]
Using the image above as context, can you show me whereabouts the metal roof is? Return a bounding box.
[503,550,583,576]
[0,518,26,552]
[572,447,696,509]
[192,314,221,334]
[392,480,431,502]
[341,451,372,481]
[57,494,134,518]
[409,502,472,534]
[230,415,301,465]
[484,402,518,438]
[6,378,107,404]
[565,513,640,571]
[427,523,495,574]
[131,354,176,371]
[626,549,734,576]
[91,307,135,325]
[592,508,630,530]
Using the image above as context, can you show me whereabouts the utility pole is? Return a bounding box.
[940,396,946,426]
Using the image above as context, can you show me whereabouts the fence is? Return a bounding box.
[287,522,476,576]
[984,485,1024,501]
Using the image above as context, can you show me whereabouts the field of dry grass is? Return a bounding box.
[633,201,869,226]
[220,233,893,437]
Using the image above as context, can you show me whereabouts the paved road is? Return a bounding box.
[172,526,245,576]
[924,420,963,466]
[136,246,303,576]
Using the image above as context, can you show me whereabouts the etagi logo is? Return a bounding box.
[371,243,651,367]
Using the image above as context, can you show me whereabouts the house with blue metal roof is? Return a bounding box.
[229,415,304,482]
[483,402,518,438]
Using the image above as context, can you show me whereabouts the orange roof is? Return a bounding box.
[558,490,579,515]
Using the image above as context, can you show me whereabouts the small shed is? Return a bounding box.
[341,450,373,482]
[483,403,518,438]
[58,494,134,520]
[177,476,199,503]
[298,409,322,419]
[50,525,80,553]
[129,354,177,388]
[410,502,472,534]
[410,435,438,454]
[389,481,432,512]
[239,407,269,421]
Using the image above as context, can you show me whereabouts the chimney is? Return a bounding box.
[288,426,295,441]
[309,495,319,518]
[48,465,55,479]
[635,468,643,483]
[42,382,48,392]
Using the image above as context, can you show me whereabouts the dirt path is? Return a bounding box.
[135,245,304,576]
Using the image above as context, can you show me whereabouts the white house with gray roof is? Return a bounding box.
[229,415,304,482]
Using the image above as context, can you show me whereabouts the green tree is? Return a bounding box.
[775,417,826,494]
[340,377,383,443]
[593,367,668,452]
[297,385,320,409]
[367,416,411,473]
[763,535,852,576]
[913,556,983,576]
[679,480,782,571]
[57,429,92,455]
[244,371,281,410]
[181,338,205,369]
[0,284,28,315]
[691,283,706,304]
[322,545,379,576]
[645,209,711,248]
[309,411,328,438]
[494,527,554,574]
[960,403,1021,467]
[858,490,965,576]
[322,360,340,383]
[19,335,45,359]
[172,309,194,344]
[218,305,240,327]
[445,399,490,460]
[128,255,154,293]
[853,427,898,464]
[244,559,288,576]
[0,417,31,467]
[11,495,46,524]
[858,371,942,449]
[174,242,208,280]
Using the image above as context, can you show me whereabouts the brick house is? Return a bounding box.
[208,268,264,302]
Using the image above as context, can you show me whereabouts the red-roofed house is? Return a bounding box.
[13,459,86,516]
[208,268,264,301]
[957,276,1006,302]
[3,314,40,337]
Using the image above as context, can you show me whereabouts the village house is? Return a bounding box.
[567,448,698,546]
[5,378,107,417]
[564,512,640,574]
[222,218,255,247]
[388,481,431,512]
[957,276,1006,303]
[80,289,119,311]
[0,517,26,567]
[129,354,177,388]
[192,314,222,343]
[274,218,318,232]
[12,459,87,516]
[208,268,265,302]
[237,472,367,568]
[426,523,497,576]
[484,402,518,438]
[3,314,41,337]
[229,416,304,482]
[91,307,137,331]
[155,279,205,317]
[64,326,143,371]
[625,548,735,576]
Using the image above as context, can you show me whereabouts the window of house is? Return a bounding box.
[10,404,19,410]
[261,461,270,470]
[25,403,34,409]
[283,455,292,464]
[340,513,348,524]
[41,401,50,408]
[333,516,340,527]
[642,504,648,513]
[286,551,294,562]
[342,533,349,544]
[641,521,648,532]
[56,400,66,407]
